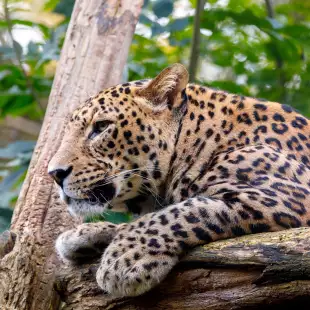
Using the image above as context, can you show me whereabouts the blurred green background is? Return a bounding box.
[1,0,310,232]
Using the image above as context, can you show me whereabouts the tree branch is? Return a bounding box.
[188,0,205,82]
[3,116,41,136]
[264,0,275,18]
[55,227,310,310]
[264,0,287,101]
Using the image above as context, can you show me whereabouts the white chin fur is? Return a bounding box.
[58,188,105,217]
[58,188,127,217]
[67,199,106,217]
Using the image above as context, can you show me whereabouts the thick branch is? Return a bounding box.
[4,116,41,136]
[55,227,310,310]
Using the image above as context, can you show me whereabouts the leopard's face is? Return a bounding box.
[48,65,188,216]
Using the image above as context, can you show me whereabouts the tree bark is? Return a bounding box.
[0,1,143,309]
[54,227,310,310]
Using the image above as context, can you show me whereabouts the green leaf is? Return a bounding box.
[201,8,275,32]
[0,141,35,159]
[85,211,132,224]
[153,0,173,18]
[0,20,49,37]
[0,46,15,60]
[44,0,61,11]
[53,0,75,18]
[169,17,189,32]
[169,37,190,47]
[280,25,310,43]
[151,22,166,36]
[0,167,27,192]
[267,17,283,30]
[206,80,249,96]
[143,0,150,8]
[27,41,41,57]
[13,40,23,57]
[139,13,153,25]
[0,93,34,117]
[127,63,146,76]
[0,208,13,233]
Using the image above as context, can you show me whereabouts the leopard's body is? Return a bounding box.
[49,64,310,297]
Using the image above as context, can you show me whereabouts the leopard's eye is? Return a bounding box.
[88,120,113,139]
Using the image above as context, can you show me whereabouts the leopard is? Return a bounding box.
[48,63,310,297]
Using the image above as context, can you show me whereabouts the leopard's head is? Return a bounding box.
[48,64,189,216]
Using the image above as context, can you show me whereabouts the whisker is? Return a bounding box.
[130,172,164,209]
[103,166,163,183]
[87,188,113,213]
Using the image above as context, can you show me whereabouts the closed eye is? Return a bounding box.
[88,120,114,139]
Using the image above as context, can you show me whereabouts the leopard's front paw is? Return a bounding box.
[55,222,118,262]
[96,237,178,297]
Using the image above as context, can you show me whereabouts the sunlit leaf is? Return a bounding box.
[44,0,61,11]
[12,11,65,28]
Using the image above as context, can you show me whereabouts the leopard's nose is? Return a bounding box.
[48,166,73,187]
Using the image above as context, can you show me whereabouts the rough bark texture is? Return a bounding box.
[0,0,143,309]
[54,227,310,310]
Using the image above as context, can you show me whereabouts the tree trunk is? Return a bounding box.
[0,0,143,309]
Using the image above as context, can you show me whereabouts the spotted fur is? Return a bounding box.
[49,64,310,297]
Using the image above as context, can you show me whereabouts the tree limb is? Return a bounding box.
[3,116,41,136]
[55,227,310,310]
[188,0,205,82]
[265,0,275,18]
[264,0,287,101]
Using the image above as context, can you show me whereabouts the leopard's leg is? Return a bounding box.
[56,222,118,261]
[95,196,277,297]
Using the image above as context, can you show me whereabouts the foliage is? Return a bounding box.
[0,141,34,231]
[129,0,310,116]
[1,0,310,230]
[85,211,133,225]
[0,0,72,231]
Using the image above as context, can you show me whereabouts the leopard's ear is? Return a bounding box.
[137,63,189,109]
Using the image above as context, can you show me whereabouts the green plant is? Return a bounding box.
[0,0,73,232]
[0,140,35,231]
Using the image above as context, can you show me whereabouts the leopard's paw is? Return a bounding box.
[55,222,118,262]
[96,243,178,297]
